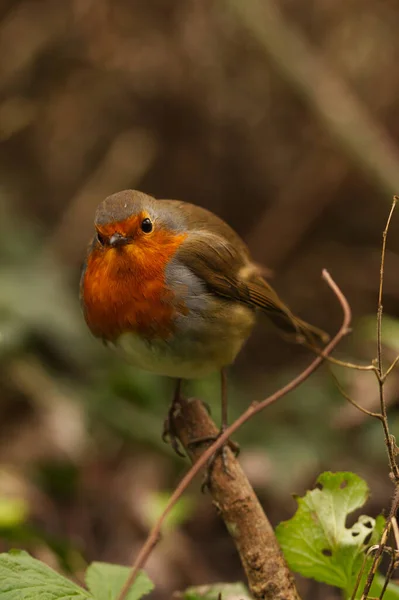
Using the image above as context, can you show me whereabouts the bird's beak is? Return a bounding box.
[109,232,130,248]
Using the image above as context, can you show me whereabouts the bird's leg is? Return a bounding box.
[188,368,239,490]
[162,378,185,457]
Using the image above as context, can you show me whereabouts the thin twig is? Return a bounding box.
[377,198,398,374]
[360,197,399,599]
[379,552,397,600]
[325,357,376,371]
[391,517,399,551]
[360,491,399,599]
[375,197,399,483]
[351,542,395,600]
[116,269,351,600]
[329,369,382,420]
[383,354,399,381]
[302,341,376,371]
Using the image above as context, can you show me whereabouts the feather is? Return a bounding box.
[174,227,328,345]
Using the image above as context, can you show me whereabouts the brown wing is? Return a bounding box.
[159,198,252,259]
[174,229,328,344]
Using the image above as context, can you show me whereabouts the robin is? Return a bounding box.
[80,190,327,475]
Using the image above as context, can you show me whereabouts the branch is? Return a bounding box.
[117,269,351,600]
[357,197,399,599]
[374,197,399,481]
[174,398,301,600]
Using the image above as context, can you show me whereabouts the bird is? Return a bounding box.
[80,189,328,479]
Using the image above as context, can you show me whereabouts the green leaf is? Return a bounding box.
[276,472,383,592]
[85,562,154,600]
[183,582,251,600]
[0,549,93,599]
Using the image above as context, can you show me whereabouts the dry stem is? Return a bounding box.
[173,398,300,600]
[358,198,399,598]
[331,197,399,599]
[374,198,399,482]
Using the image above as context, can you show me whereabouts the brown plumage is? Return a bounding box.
[160,198,328,345]
[81,190,328,469]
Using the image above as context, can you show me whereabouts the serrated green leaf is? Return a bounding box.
[0,550,93,599]
[183,582,251,600]
[85,562,154,600]
[276,472,383,592]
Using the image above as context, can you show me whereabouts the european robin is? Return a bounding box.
[80,190,327,475]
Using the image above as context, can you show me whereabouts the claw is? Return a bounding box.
[162,382,185,458]
[162,417,185,457]
[188,432,240,492]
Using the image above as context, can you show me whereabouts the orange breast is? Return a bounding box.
[81,230,187,341]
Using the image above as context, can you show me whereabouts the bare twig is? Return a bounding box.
[391,517,399,551]
[377,197,398,375]
[330,370,382,420]
[326,358,375,371]
[320,198,399,599]
[116,269,351,600]
[360,198,399,598]
[306,347,376,372]
[359,491,399,600]
[374,197,399,479]
[379,552,397,600]
[351,541,394,600]
[383,354,399,380]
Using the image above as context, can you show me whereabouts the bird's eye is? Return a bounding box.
[96,232,106,246]
[141,218,153,233]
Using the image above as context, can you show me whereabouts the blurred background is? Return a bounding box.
[1,1,399,598]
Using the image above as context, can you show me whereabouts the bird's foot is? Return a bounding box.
[188,429,240,492]
[162,396,211,458]
[162,399,185,458]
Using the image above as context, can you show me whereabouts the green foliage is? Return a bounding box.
[0,550,92,599]
[275,472,392,597]
[182,582,251,600]
[85,562,153,600]
[0,550,154,600]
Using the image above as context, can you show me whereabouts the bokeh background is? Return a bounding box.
[1,1,399,598]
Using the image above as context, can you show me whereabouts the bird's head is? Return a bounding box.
[95,190,158,250]
[81,190,187,339]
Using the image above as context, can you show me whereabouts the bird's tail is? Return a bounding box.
[245,278,329,347]
[266,308,329,347]
[289,314,329,346]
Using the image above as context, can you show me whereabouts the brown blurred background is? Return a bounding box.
[1,1,399,598]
